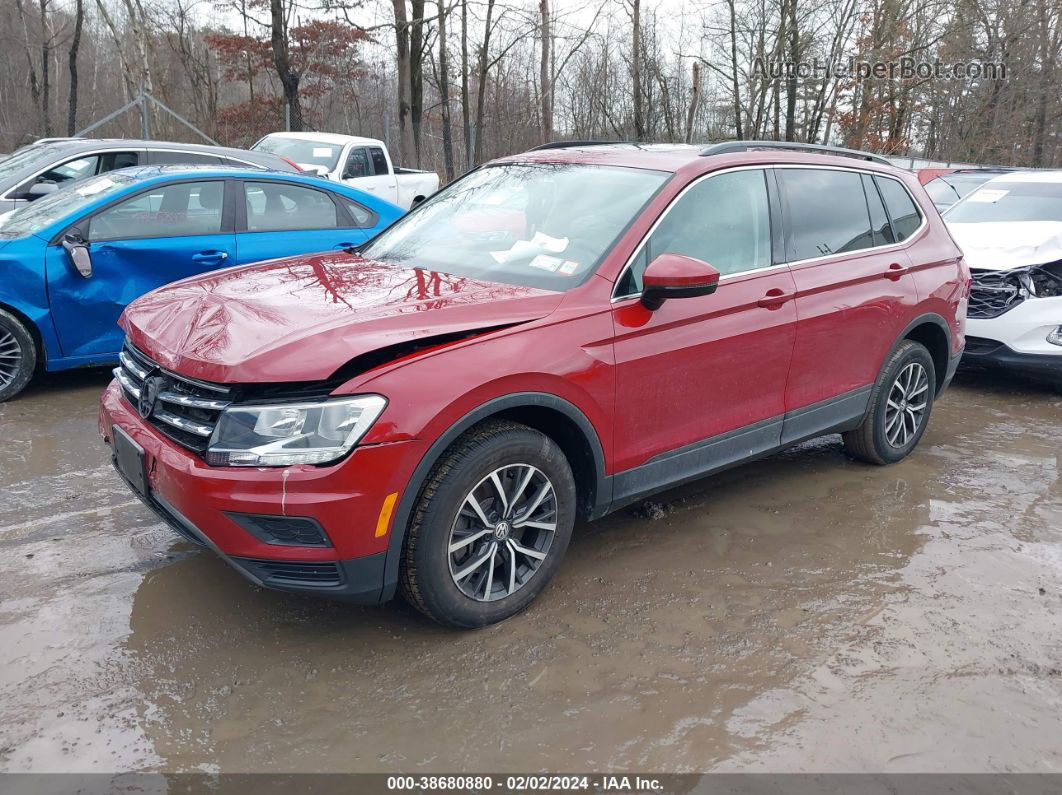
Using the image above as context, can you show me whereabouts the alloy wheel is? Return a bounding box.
[0,328,22,390]
[884,361,929,448]
[447,463,558,602]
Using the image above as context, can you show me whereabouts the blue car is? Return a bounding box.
[0,165,404,400]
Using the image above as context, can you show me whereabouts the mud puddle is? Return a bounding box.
[1,368,1060,773]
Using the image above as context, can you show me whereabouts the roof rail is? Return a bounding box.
[700,140,891,166]
[528,140,634,151]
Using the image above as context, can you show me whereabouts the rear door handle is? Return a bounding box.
[757,288,793,309]
[885,262,907,280]
[192,250,229,264]
[333,241,356,250]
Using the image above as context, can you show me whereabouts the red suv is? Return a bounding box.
[100,142,969,628]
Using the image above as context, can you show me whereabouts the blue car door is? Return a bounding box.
[234,179,375,265]
[45,179,236,358]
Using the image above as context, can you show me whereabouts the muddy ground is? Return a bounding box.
[1,367,1060,775]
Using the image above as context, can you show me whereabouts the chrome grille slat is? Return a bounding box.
[154,409,214,437]
[159,391,231,410]
[114,341,228,454]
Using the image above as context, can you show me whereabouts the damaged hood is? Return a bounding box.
[120,252,564,383]
[945,221,1062,271]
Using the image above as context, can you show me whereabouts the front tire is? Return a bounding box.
[399,420,576,629]
[0,309,36,402]
[843,340,936,465]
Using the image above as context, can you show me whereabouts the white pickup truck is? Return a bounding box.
[252,132,439,210]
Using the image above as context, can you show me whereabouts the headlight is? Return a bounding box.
[205,395,387,467]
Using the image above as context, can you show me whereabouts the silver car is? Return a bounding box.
[0,138,300,213]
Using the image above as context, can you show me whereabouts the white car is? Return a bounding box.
[252,132,439,210]
[944,170,1062,383]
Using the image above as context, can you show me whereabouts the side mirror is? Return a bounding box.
[641,253,720,311]
[61,231,92,278]
[25,181,58,201]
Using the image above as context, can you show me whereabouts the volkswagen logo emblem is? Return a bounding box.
[138,374,164,419]
[493,521,511,541]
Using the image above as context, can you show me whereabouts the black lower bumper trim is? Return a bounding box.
[110,456,387,603]
[962,341,1062,382]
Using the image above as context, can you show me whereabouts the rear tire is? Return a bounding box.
[843,340,936,465]
[0,309,36,402]
[399,420,576,629]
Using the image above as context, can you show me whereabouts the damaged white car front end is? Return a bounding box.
[945,174,1062,382]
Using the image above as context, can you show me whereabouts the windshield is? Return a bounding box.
[0,143,68,182]
[253,136,341,170]
[946,180,1062,223]
[358,163,670,290]
[0,171,139,238]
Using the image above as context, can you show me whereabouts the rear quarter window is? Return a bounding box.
[875,177,922,241]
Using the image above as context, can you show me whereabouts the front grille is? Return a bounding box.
[969,269,1026,319]
[234,559,344,588]
[113,343,232,453]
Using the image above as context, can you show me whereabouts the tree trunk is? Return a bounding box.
[14,0,42,131]
[539,0,552,143]
[727,0,744,139]
[410,0,425,167]
[66,0,83,135]
[437,0,455,180]
[39,0,52,136]
[460,0,472,168]
[270,0,303,131]
[685,60,700,144]
[784,0,797,141]
[392,0,413,163]
[472,0,495,164]
[631,0,644,140]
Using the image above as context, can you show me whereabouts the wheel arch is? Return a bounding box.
[379,392,610,602]
[0,299,46,369]
[898,314,951,395]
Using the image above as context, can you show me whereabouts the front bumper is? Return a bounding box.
[966,294,1062,356]
[962,338,1062,383]
[100,381,423,603]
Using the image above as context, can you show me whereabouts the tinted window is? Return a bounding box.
[149,151,221,166]
[89,180,225,240]
[781,169,874,260]
[343,148,371,180]
[100,151,140,171]
[369,147,389,175]
[243,182,338,232]
[876,176,922,240]
[340,197,375,227]
[619,169,772,295]
[862,174,894,246]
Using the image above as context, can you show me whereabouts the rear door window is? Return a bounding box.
[780,168,874,260]
[875,176,922,241]
[243,182,339,232]
[369,147,390,175]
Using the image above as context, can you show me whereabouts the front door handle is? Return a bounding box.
[885,262,907,280]
[333,241,356,250]
[757,288,793,309]
[192,250,229,264]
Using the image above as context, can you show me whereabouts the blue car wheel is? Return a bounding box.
[0,309,36,401]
